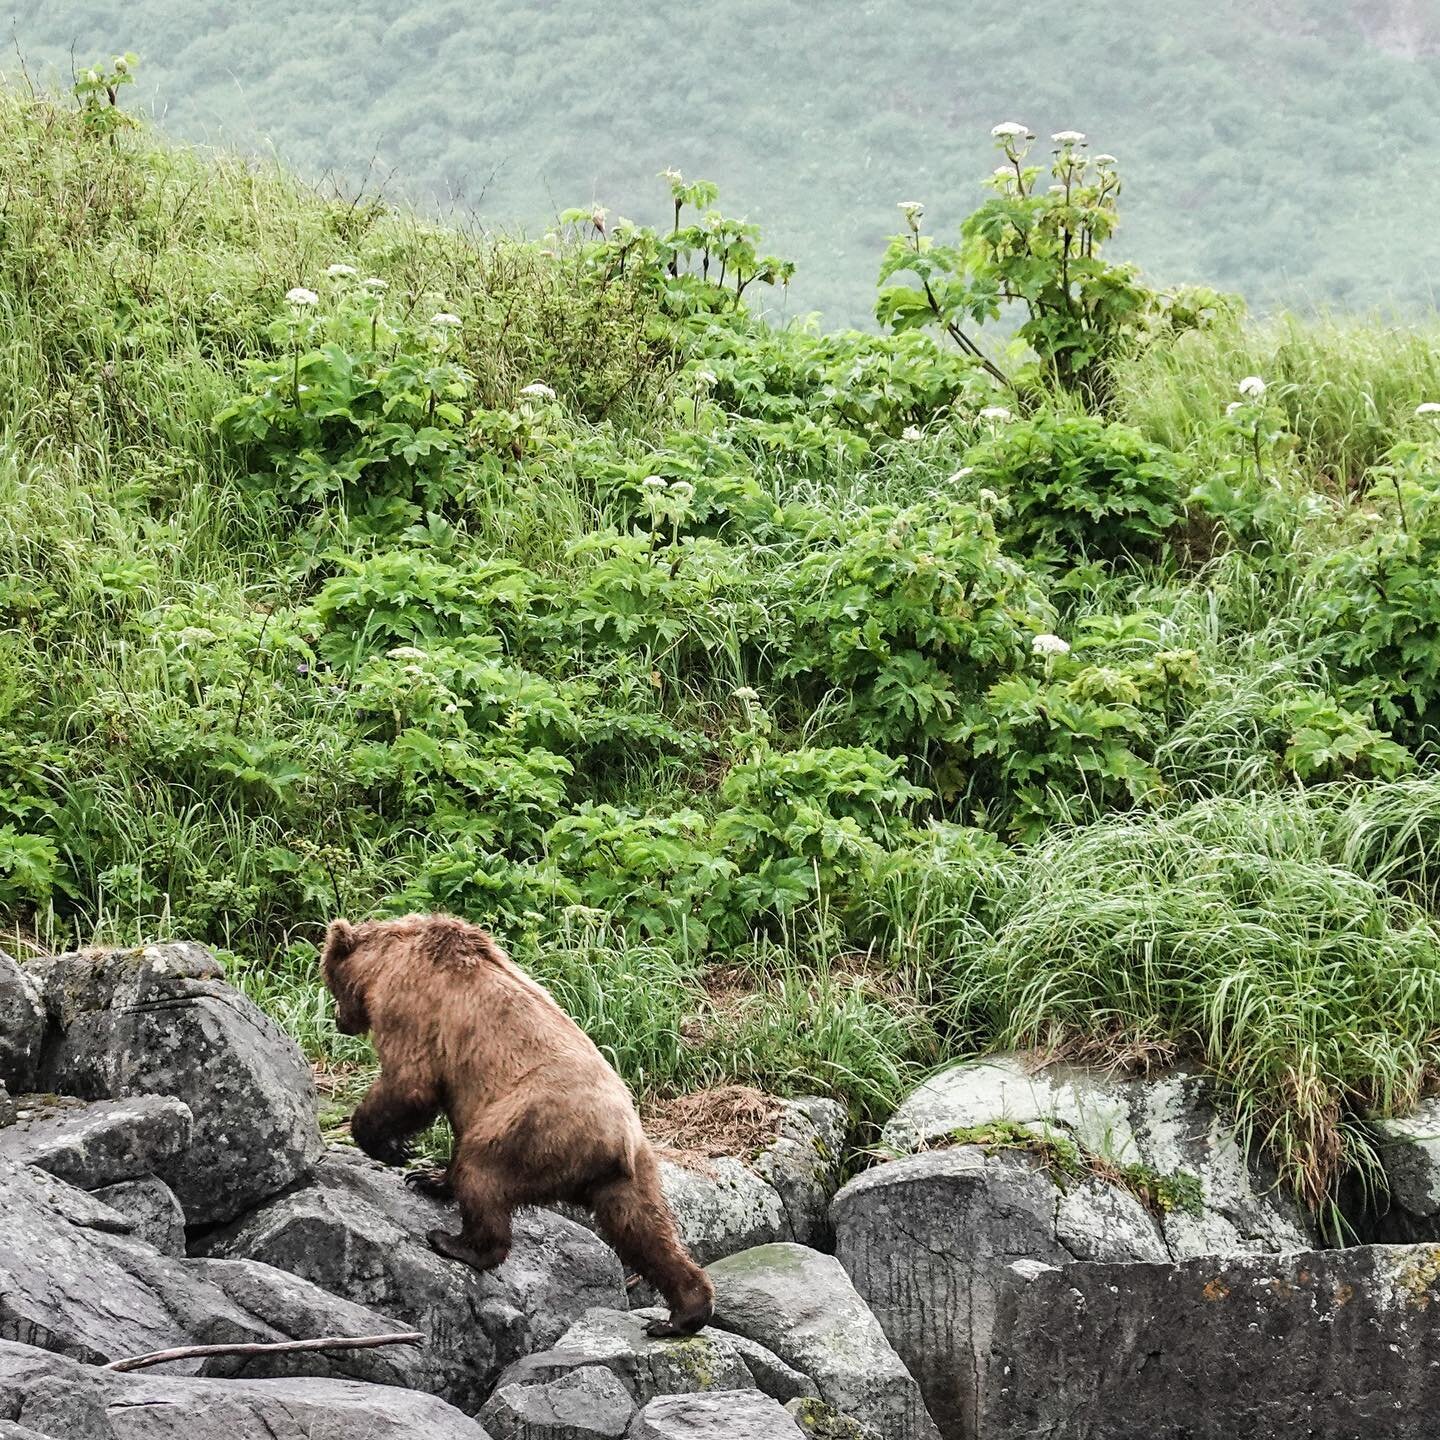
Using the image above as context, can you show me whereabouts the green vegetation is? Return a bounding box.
[5,67,1440,1222]
[12,2,1440,325]
[934,1120,1206,1219]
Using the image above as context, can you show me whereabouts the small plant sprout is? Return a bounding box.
[73,52,139,141]
[898,200,924,233]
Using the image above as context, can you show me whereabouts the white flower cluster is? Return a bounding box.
[327,263,358,278]
[1416,403,1440,417]
[979,405,1013,423]
[1051,130,1087,145]
[1238,375,1267,399]
[431,312,463,328]
[1032,633,1071,656]
[898,200,925,231]
[992,122,1030,140]
[519,382,556,401]
[285,287,318,307]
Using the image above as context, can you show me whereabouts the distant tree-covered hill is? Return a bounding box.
[13,0,1440,324]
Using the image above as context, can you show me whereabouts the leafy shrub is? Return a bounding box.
[1307,468,1440,737]
[961,414,1187,564]
[218,282,485,529]
[877,129,1227,404]
[780,502,1049,751]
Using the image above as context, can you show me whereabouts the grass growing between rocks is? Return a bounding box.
[4,72,1440,1212]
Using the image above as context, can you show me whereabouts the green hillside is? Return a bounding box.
[6,67,1440,1224]
[12,0,1440,325]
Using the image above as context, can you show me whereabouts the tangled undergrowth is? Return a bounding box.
[5,73,1440,1221]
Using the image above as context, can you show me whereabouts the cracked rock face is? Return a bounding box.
[986,1244,1440,1440]
[832,1147,1161,1440]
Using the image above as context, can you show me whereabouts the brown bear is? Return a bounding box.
[321,912,714,1336]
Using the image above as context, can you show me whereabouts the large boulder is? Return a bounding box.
[831,1146,1164,1440]
[631,1390,805,1438]
[0,1095,192,1191]
[707,1243,939,1440]
[986,1244,1440,1439]
[199,1151,625,1413]
[750,1099,846,1250]
[0,1339,492,1439]
[0,1160,429,1395]
[22,943,322,1225]
[484,1305,817,1419]
[881,1054,1312,1258]
[0,951,44,1092]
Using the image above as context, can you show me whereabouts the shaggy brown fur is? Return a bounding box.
[321,912,714,1336]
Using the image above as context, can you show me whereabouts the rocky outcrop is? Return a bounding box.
[986,1244,1440,1439]
[0,1339,493,1439]
[199,1150,626,1412]
[832,1145,1162,1440]
[708,1243,939,1440]
[1370,1098,1440,1239]
[22,944,322,1225]
[880,1054,1313,1257]
[0,1160,432,1393]
[0,951,44,1092]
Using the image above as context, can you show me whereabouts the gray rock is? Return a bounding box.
[0,1338,493,1439]
[1372,1097,1440,1236]
[0,1424,57,1440]
[630,1391,804,1438]
[708,1243,938,1440]
[199,1151,625,1413]
[480,1364,637,1439]
[0,1161,429,1395]
[0,950,44,1092]
[831,1147,1160,1440]
[880,1054,1313,1259]
[783,1398,881,1440]
[752,1100,847,1250]
[986,1244,1440,1440]
[0,1096,192,1191]
[88,1177,186,1255]
[499,1306,817,1410]
[657,1157,789,1268]
[0,1082,15,1128]
[23,943,322,1225]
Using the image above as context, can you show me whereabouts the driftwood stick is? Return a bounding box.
[103,1331,425,1374]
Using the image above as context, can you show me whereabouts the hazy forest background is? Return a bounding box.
[11,0,1440,325]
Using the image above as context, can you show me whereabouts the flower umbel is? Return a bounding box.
[1238,376,1267,399]
[1032,634,1071,656]
[285,287,318,307]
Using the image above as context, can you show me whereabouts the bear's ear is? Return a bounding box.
[322,918,357,970]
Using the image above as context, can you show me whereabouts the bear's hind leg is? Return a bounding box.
[427,1149,514,1273]
[588,1157,713,1336]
